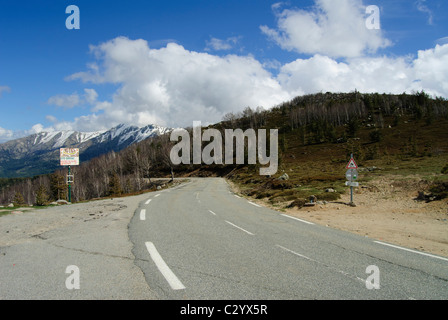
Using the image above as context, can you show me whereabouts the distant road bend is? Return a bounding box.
[129,178,448,300]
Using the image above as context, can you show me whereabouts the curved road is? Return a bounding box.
[128,178,448,300]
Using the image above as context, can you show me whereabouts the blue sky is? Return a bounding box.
[0,0,447,142]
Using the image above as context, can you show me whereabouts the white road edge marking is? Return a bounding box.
[234,195,241,199]
[140,209,146,221]
[225,221,255,236]
[374,241,448,262]
[281,214,314,225]
[145,199,152,205]
[208,210,217,216]
[276,245,316,262]
[276,245,366,284]
[248,201,261,207]
[145,242,186,290]
[154,194,160,198]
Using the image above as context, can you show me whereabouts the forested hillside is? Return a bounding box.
[1,91,447,207]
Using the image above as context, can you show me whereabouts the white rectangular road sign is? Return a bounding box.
[345,181,359,187]
[60,148,80,166]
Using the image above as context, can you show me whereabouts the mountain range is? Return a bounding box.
[0,123,170,178]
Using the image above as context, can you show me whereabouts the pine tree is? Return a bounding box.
[109,172,122,196]
[35,184,49,206]
[49,173,67,200]
[13,192,26,207]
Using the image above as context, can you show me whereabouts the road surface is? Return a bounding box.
[128,178,448,300]
[1,177,447,300]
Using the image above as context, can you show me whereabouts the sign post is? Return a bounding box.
[60,148,79,203]
[345,154,358,207]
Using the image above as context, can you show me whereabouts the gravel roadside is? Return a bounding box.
[0,192,158,300]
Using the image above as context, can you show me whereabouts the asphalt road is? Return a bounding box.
[1,177,447,300]
[128,178,448,300]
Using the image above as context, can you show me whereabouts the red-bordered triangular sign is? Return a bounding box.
[346,158,358,169]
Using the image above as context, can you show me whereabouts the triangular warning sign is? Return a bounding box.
[346,158,358,169]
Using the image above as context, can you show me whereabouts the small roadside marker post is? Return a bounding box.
[68,165,71,203]
[345,154,359,207]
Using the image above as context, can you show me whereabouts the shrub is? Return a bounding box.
[317,192,341,201]
[369,129,383,143]
[287,199,307,209]
[442,164,448,174]
[429,181,448,200]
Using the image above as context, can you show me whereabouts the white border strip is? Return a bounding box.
[225,221,255,236]
[145,242,186,290]
[208,210,217,216]
[248,201,261,208]
[374,241,448,262]
[281,214,314,225]
[276,245,316,262]
[140,209,146,221]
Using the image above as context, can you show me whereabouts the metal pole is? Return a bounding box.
[350,186,353,204]
[68,165,71,203]
[350,153,354,206]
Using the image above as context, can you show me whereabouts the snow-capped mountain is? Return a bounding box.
[0,123,171,178]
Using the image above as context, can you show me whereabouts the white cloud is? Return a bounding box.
[277,44,448,98]
[38,37,448,136]
[205,36,241,51]
[84,88,98,104]
[260,0,391,58]
[436,37,448,46]
[45,115,58,123]
[65,37,291,131]
[47,93,81,109]
[47,88,98,109]
[416,0,433,25]
[0,123,55,144]
[0,127,13,143]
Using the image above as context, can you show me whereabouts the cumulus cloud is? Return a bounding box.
[47,88,98,109]
[35,36,447,136]
[277,44,448,98]
[0,126,13,143]
[65,37,291,130]
[260,0,391,58]
[0,123,56,144]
